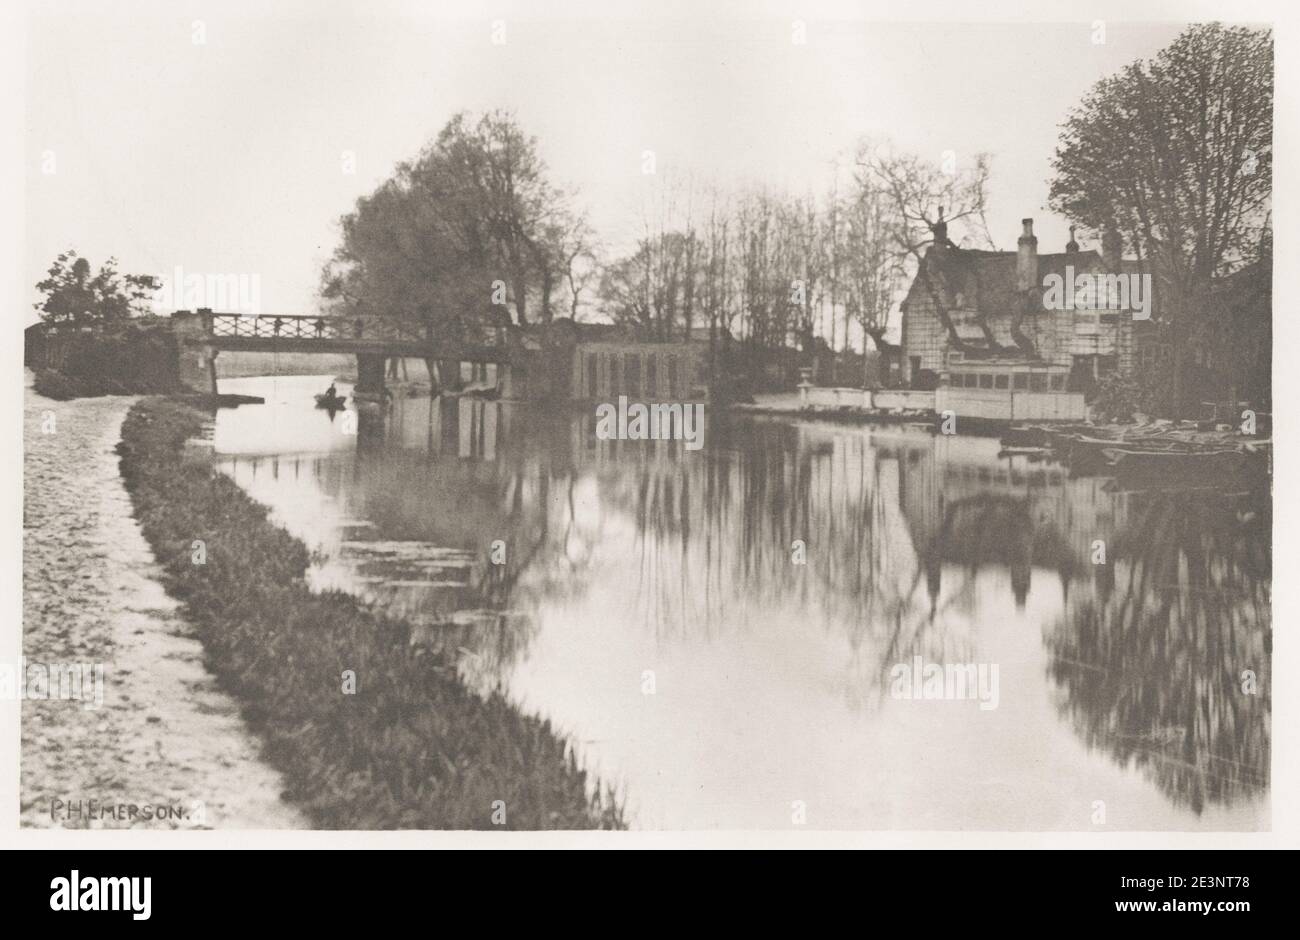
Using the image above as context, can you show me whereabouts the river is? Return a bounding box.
[210,374,1270,830]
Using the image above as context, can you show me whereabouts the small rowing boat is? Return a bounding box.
[1099,446,1248,479]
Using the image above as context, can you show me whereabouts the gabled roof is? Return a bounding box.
[905,240,1149,359]
[908,245,1146,318]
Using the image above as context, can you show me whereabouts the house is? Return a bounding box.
[502,319,708,402]
[899,216,1152,397]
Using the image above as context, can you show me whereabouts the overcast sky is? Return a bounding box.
[23,1,1194,321]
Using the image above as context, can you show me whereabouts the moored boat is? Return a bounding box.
[1001,425,1052,448]
[1099,445,1253,480]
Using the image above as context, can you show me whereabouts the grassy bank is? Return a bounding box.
[117,398,623,829]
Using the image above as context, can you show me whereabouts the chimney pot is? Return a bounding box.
[931,206,948,247]
[1016,217,1038,291]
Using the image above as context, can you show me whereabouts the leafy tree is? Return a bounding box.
[321,110,585,338]
[1050,24,1273,414]
[34,251,160,326]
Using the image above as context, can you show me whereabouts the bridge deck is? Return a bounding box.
[208,336,512,362]
[202,313,513,363]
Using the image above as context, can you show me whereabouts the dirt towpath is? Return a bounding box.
[22,381,306,828]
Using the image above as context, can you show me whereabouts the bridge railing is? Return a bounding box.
[209,314,434,343]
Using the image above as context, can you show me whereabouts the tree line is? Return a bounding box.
[317,105,998,391]
[33,24,1272,415]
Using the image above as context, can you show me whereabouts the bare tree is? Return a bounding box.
[857,140,996,361]
[561,218,598,320]
[839,178,903,386]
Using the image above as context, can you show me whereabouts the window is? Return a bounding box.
[978,374,994,389]
[1050,374,1066,391]
[1030,373,1049,392]
[646,356,657,397]
[665,356,677,397]
[994,374,1009,390]
[587,353,598,397]
[1013,373,1030,390]
[609,353,620,393]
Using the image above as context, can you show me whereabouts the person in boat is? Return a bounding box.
[323,383,339,402]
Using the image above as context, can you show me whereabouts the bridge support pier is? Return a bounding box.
[177,345,218,395]
[172,309,219,395]
[354,353,387,402]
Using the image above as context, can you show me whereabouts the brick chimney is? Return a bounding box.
[930,206,948,249]
[1102,226,1123,269]
[1016,218,1037,291]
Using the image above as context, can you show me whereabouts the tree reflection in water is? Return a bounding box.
[227,393,1270,817]
[1045,490,1271,814]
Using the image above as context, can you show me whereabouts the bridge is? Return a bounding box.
[173,309,517,398]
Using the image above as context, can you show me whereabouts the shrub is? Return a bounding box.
[1091,372,1141,423]
[32,323,181,399]
[32,369,88,400]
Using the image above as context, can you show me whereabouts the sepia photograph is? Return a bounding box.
[1,0,1293,905]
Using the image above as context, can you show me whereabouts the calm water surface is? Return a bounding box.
[211,374,1270,830]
